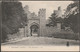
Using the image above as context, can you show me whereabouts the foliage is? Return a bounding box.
[47,11,63,27]
[63,1,80,33]
[66,1,79,12]
[2,2,27,42]
[46,31,79,40]
[52,32,79,40]
[68,13,80,33]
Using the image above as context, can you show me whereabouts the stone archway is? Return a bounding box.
[30,23,39,37]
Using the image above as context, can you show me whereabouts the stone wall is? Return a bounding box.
[41,26,61,36]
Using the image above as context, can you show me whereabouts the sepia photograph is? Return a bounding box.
[1,0,80,51]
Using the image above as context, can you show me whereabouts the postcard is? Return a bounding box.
[1,0,80,51]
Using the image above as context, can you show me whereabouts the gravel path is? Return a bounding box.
[2,37,79,46]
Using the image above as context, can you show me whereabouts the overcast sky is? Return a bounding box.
[20,1,73,19]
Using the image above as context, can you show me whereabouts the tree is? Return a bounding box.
[47,11,63,27]
[64,1,79,33]
[48,12,57,27]
[2,2,27,42]
[63,1,80,40]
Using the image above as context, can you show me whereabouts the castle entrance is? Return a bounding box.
[30,25,39,37]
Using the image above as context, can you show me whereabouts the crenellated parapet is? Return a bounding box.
[39,8,46,12]
[38,8,46,17]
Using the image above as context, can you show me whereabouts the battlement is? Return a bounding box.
[38,8,46,16]
[39,8,46,11]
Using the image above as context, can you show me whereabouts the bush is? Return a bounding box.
[48,31,79,40]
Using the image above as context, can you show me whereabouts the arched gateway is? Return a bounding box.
[24,6,46,37]
[30,23,39,36]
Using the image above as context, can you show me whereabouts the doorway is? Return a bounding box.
[30,25,39,36]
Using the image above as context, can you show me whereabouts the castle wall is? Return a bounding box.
[23,6,62,37]
[35,25,61,37]
[44,26,61,36]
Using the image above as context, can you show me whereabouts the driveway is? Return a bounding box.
[2,37,79,46]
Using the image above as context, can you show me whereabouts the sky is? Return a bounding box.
[20,1,73,19]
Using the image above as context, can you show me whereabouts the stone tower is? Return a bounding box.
[57,6,62,18]
[57,6,62,31]
[24,5,29,13]
[38,9,46,36]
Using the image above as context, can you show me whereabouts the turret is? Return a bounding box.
[24,5,29,13]
[38,8,46,36]
[58,6,61,10]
